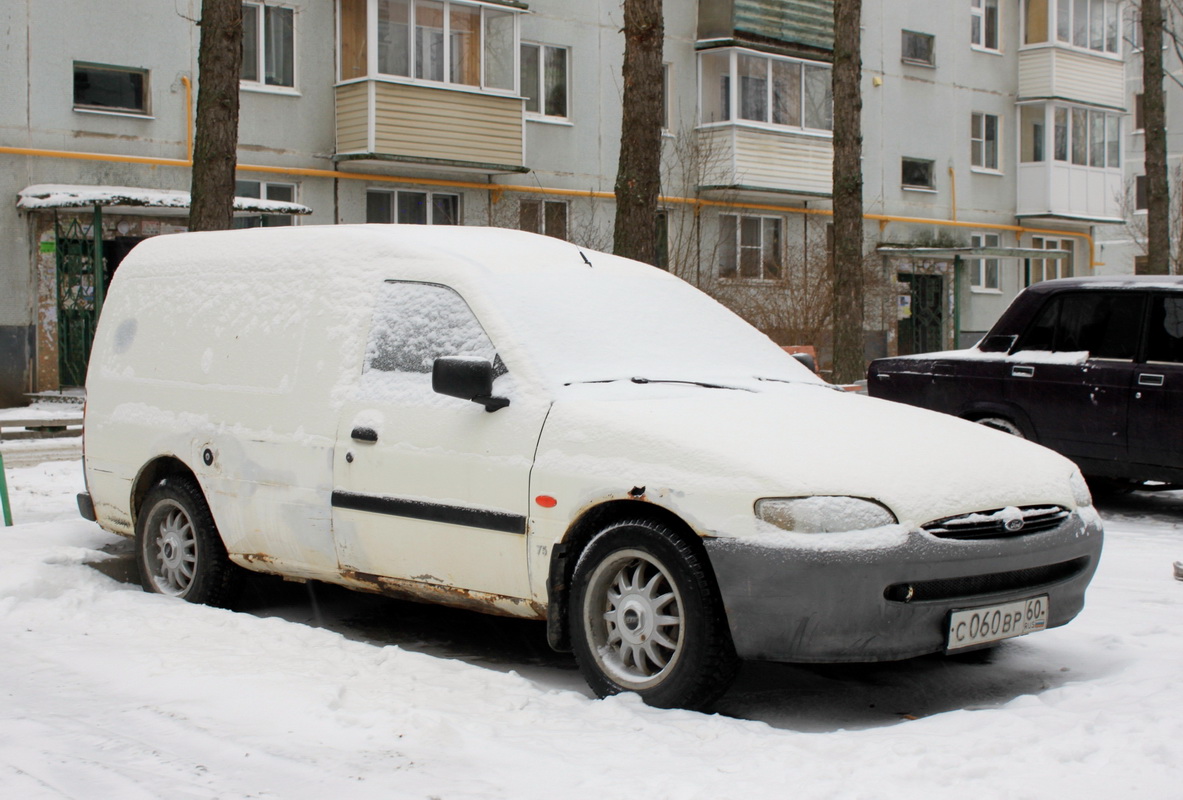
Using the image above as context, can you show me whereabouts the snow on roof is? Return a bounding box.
[16,184,312,215]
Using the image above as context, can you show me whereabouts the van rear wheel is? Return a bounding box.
[135,478,238,607]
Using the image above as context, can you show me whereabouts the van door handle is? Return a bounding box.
[1138,373,1165,387]
[1011,365,1035,378]
[351,426,379,442]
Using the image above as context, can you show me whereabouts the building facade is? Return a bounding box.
[0,0,1139,405]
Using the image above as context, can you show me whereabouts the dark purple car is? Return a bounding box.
[868,276,1183,490]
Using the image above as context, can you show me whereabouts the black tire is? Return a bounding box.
[135,478,239,607]
[569,519,738,710]
[975,416,1024,438]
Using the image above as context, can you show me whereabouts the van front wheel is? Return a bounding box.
[135,479,238,607]
[570,520,737,710]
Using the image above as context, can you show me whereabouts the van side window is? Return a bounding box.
[1146,295,1183,364]
[364,282,500,374]
[1018,292,1143,359]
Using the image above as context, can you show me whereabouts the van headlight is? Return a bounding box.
[755,496,897,533]
[1069,469,1093,508]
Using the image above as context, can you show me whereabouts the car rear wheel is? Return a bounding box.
[136,478,238,607]
[570,519,737,710]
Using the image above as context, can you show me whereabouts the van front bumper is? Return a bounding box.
[703,511,1103,663]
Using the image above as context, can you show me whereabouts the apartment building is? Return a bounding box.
[0,0,1134,405]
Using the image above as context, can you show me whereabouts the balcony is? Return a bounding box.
[695,126,832,197]
[335,81,526,174]
[1018,46,1124,109]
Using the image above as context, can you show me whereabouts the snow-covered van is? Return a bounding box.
[79,226,1103,709]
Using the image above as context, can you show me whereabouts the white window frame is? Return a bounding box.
[697,48,833,134]
[519,198,568,240]
[242,2,297,91]
[520,42,569,120]
[232,180,298,227]
[1028,236,1074,284]
[366,189,461,224]
[719,214,783,281]
[971,112,1000,171]
[339,0,521,95]
[970,232,1002,292]
[901,157,937,191]
[971,0,1000,51]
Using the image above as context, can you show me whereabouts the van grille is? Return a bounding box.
[922,506,1070,540]
[883,556,1091,603]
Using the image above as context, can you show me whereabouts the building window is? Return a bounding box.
[340,0,517,92]
[242,3,295,88]
[1021,103,1120,167]
[719,215,782,280]
[971,112,999,170]
[1020,105,1045,162]
[1134,93,1144,131]
[73,62,149,114]
[902,157,936,189]
[901,31,935,65]
[970,232,1002,291]
[699,48,832,133]
[519,199,568,240]
[662,63,672,131]
[655,210,669,270]
[367,189,461,224]
[1135,175,1148,211]
[1022,0,1120,53]
[232,180,297,227]
[971,0,999,50]
[521,43,568,118]
[1028,237,1073,284]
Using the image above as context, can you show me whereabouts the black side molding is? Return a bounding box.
[331,490,526,534]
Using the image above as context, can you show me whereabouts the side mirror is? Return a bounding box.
[978,334,1017,354]
[432,356,510,412]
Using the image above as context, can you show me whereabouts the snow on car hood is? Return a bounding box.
[534,379,1082,533]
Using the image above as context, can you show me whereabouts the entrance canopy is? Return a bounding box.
[17,184,313,217]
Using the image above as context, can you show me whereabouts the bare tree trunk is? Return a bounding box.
[1143,0,1170,274]
[831,0,865,383]
[189,0,242,232]
[613,0,664,265]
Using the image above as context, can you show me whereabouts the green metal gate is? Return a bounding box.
[898,272,944,356]
[55,209,105,387]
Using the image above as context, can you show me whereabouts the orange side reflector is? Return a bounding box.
[535,495,557,508]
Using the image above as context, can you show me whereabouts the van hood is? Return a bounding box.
[534,380,1085,529]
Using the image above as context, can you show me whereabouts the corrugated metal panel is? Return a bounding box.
[372,82,523,166]
[1018,49,1124,109]
[697,126,832,195]
[733,0,833,53]
[334,83,370,153]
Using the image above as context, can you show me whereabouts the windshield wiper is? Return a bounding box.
[566,377,750,391]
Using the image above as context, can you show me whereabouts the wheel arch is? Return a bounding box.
[959,402,1038,440]
[130,456,200,527]
[545,498,717,654]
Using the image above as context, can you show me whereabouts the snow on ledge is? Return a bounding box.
[17,184,312,215]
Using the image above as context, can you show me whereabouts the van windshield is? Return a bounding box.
[482,260,820,390]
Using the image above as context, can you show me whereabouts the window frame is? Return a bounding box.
[901,157,937,191]
[970,232,1003,292]
[1022,0,1121,55]
[366,188,462,225]
[519,198,569,241]
[718,213,784,281]
[901,30,936,66]
[520,41,570,120]
[338,0,521,95]
[971,0,1000,52]
[697,47,833,135]
[1026,236,1074,285]
[970,112,1000,171]
[72,61,151,116]
[232,180,299,228]
[242,2,297,91]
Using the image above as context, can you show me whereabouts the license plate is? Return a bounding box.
[947,596,1048,651]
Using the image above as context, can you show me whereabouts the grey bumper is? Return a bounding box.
[703,511,1103,663]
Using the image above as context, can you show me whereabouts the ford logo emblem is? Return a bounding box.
[1004,518,1026,532]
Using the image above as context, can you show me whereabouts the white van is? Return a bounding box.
[80,225,1102,709]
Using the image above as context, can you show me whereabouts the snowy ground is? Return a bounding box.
[2,436,1181,798]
